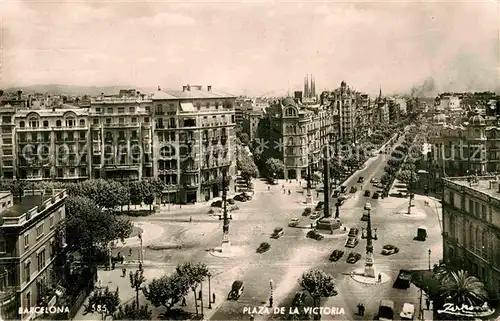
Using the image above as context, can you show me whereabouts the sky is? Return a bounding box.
[0,0,499,96]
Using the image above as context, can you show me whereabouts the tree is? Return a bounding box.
[84,286,120,320]
[176,262,209,316]
[130,269,146,311]
[265,158,285,178]
[240,133,250,145]
[65,196,133,256]
[440,270,488,306]
[298,269,338,320]
[238,152,259,184]
[114,302,152,320]
[396,170,419,191]
[143,273,189,313]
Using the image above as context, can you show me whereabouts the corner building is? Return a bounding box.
[151,85,236,204]
[442,176,500,300]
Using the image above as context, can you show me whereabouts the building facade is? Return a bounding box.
[442,176,500,300]
[241,109,263,142]
[0,189,67,320]
[323,81,357,142]
[151,85,236,203]
[255,97,340,180]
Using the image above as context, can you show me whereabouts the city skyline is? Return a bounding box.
[1,0,499,96]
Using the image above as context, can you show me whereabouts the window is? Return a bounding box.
[93,118,99,125]
[43,120,49,128]
[19,121,25,128]
[0,241,5,254]
[24,262,31,282]
[80,132,86,140]
[36,224,44,239]
[118,107,125,114]
[449,192,454,206]
[79,119,85,127]
[37,249,46,272]
[107,108,113,113]
[106,118,111,125]
[130,107,135,113]
[119,118,125,124]
[26,291,31,308]
[95,107,101,113]
[66,119,74,127]
[24,234,29,248]
[481,205,487,220]
[131,117,137,124]
[469,199,474,215]
[56,120,61,127]
[49,215,54,229]
[144,117,149,123]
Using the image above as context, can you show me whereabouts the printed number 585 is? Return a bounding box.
[92,304,107,312]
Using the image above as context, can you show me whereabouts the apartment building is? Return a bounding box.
[442,176,500,300]
[0,189,67,320]
[0,103,16,179]
[255,97,340,180]
[241,109,263,142]
[151,85,236,204]
[89,92,153,180]
[323,81,357,142]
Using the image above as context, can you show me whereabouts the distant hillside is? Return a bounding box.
[3,84,155,96]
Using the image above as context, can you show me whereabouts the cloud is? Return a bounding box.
[138,12,196,27]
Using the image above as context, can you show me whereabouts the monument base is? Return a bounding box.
[364,265,376,278]
[316,217,342,231]
[221,240,231,253]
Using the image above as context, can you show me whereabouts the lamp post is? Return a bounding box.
[306,157,312,203]
[269,279,274,307]
[361,208,378,277]
[219,166,232,253]
[428,249,431,271]
[138,232,143,268]
[207,272,212,309]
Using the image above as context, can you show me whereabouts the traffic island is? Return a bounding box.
[395,207,428,219]
[351,268,390,285]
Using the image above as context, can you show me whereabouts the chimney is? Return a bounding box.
[182,86,187,92]
[101,92,104,98]
[187,85,191,91]
[52,106,56,112]
[157,86,161,91]
[17,90,22,100]
[207,85,212,92]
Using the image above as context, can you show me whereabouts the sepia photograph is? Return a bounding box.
[0,0,499,320]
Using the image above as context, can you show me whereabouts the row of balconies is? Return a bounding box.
[16,125,88,131]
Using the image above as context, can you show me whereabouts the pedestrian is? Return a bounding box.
[360,304,365,316]
[269,296,273,307]
[120,255,124,264]
[288,190,291,195]
[299,181,301,186]
[122,268,126,277]
[212,293,216,303]
[189,216,192,223]
[268,186,270,191]
[111,261,115,270]
[357,304,361,315]
[98,279,102,288]
[316,192,319,198]
[129,248,132,256]
[198,290,202,300]
[181,297,187,306]
[378,273,382,283]
[250,314,254,321]
[426,298,430,310]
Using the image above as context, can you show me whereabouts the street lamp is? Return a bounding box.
[138,232,143,269]
[269,279,274,307]
[428,249,431,271]
[207,272,212,309]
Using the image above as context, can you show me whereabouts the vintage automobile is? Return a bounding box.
[315,201,324,211]
[306,230,324,241]
[227,280,244,300]
[372,192,380,199]
[350,186,357,193]
[364,202,371,210]
[340,186,347,193]
[288,218,300,227]
[381,244,399,255]
[345,228,360,248]
[400,303,415,320]
[414,227,427,241]
[211,200,223,207]
[302,207,312,216]
[370,178,379,184]
[271,227,284,239]
[332,190,340,198]
[346,252,362,264]
[310,212,321,220]
[329,249,344,261]
[256,242,271,253]
[364,190,371,197]
[357,177,365,183]
[378,300,395,320]
[234,193,252,202]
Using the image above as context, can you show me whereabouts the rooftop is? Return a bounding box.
[445,176,500,200]
[0,194,54,218]
[16,108,89,117]
[153,86,235,100]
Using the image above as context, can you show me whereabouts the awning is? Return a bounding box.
[180,102,195,112]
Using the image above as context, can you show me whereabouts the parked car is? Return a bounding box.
[350,186,357,193]
[227,280,244,300]
[302,207,312,216]
[329,249,344,261]
[211,200,223,207]
[372,192,380,199]
[306,230,324,241]
[310,212,321,220]
[400,303,415,320]
[364,190,371,197]
[291,292,307,307]
[370,178,379,184]
[340,186,347,193]
[378,300,395,320]
[332,190,340,198]
[357,177,365,183]
[271,227,284,239]
[346,252,362,264]
[288,218,300,227]
[233,194,247,202]
[315,201,324,211]
[364,202,371,210]
[256,242,271,253]
[227,198,235,205]
[381,244,399,255]
[242,192,252,200]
